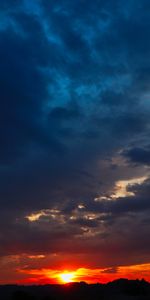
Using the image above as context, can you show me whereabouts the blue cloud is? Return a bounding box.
[0,0,150,267]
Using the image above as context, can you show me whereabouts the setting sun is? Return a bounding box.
[59,272,75,283]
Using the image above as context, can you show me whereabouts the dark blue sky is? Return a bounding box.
[0,0,150,283]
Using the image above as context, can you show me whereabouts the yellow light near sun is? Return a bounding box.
[59,272,75,283]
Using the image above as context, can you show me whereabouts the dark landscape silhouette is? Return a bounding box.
[1,279,150,300]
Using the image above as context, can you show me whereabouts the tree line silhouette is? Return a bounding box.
[0,279,150,300]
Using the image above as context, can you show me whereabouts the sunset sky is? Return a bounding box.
[0,0,150,284]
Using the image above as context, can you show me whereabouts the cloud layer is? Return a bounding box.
[0,0,150,283]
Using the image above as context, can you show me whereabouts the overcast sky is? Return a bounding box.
[0,0,150,284]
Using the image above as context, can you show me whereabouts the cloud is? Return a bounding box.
[123,147,150,165]
[101,267,118,274]
[0,0,150,281]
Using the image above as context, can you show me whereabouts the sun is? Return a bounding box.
[59,272,75,283]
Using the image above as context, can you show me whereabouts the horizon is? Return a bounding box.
[1,263,150,285]
[0,0,150,285]
[1,277,150,286]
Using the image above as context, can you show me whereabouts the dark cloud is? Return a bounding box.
[123,147,150,165]
[0,0,150,281]
[49,104,81,121]
[0,14,50,163]
[0,0,22,10]
[101,267,118,274]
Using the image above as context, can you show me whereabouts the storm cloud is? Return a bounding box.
[0,0,150,283]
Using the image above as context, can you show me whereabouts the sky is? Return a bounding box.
[0,0,150,284]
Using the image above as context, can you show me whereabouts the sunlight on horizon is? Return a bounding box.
[17,263,150,284]
[59,272,76,283]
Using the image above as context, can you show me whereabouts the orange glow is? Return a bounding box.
[59,272,76,283]
[16,262,150,285]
